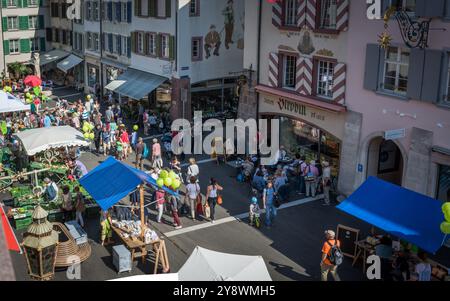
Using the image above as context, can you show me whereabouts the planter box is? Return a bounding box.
[14,217,32,230]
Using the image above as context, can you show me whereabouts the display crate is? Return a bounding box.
[14,217,32,230]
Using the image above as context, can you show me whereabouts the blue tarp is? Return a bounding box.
[337,177,446,254]
[79,157,179,211]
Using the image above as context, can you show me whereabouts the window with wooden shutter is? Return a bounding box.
[149,0,157,17]
[19,16,29,30]
[169,35,175,60]
[420,50,443,103]
[20,38,30,53]
[2,17,8,32]
[165,0,171,17]
[38,15,44,29]
[268,52,280,88]
[363,44,383,91]
[3,40,10,55]
[131,32,136,53]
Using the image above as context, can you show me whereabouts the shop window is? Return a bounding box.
[190,0,200,16]
[318,0,337,30]
[7,17,18,31]
[283,0,297,27]
[9,39,19,54]
[316,60,334,99]
[192,37,202,61]
[437,165,450,203]
[282,55,297,89]
[382,46,410,95]
[28,0,38,6]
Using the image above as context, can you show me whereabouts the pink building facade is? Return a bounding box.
[346,0,450,202]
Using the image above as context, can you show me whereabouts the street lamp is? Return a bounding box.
[22,205,59,281]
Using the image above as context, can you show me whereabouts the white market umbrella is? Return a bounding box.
[14,126,90,156]
[178,246,272,281]
[0,90,30,113]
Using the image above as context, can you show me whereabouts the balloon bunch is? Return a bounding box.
[441,203,450,235]
[82,121,95,140]
[25,92,33,104]
[3,86,12,93]
[156,169,181,190]
[133,125,139,131]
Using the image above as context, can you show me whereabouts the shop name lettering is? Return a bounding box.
[277,98,325,121]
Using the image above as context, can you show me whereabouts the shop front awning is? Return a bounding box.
[57,54,83,73]
[337,177,447,254]
[39,49,71,66]
[105,68,167,100]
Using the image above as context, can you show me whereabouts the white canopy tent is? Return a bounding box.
[0,91,30,114]
[14,126,90,156]
[178,246,272,281]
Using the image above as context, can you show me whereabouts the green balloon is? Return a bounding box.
[83,132,90,139]
[82,125,89,133]
[440,222,450,235]
[168,170,177,180]
[156,178,164,188]
[133,125,139,131]
[164,177,172,187]
[160,170,169,179]
[89,133,95,140]
[25,92,31,98]
[171,179,181,190]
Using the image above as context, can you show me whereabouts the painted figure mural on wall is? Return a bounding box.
[237,13,245,50]
[297,30,315,55]
[222,0,235,49]
[205,25,222,59]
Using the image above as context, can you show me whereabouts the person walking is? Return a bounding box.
[262,181,277,228]
[320,230,341,281]
[322,161,332,205]
[206,178,223,223]
[186,158,199,183]
[135,137,145,170]
[304,160,319,197]
[169,194,182,229]
[101,125,111,156]
[61,185,73,222]
[297,156,307,194]
[151,138,163,169]
[185,176,201,220]
[94,124,102,154]
[155,187,166,223]
[74,186,85,228]
[100,210,113,246]
[119,128,130,160]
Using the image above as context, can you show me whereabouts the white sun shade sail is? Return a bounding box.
[0,91,30,113]
[177,246,272,281]
[14,126,90,156]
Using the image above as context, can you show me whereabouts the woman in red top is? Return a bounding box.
[119,128,130,160]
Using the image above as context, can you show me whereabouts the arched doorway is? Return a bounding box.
[367,137,404,186]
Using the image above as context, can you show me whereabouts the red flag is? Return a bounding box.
[0,205,21,253]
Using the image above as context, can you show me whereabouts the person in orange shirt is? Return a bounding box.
[320,230,341,281]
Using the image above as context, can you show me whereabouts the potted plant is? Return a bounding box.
[7,62,32,80]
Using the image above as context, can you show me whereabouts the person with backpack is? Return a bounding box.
[304,160,319,197]
[320,230,342,281]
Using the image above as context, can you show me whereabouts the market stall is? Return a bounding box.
[0,90,30,114]
[337,177,449,280]
[79,157,179,274]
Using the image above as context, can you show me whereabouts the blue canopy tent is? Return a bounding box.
[337,177,446,254]
[79,157,179,211]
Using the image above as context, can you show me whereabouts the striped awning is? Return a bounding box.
[105,68,168,100]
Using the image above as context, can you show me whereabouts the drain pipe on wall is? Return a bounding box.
[256,0,262,155]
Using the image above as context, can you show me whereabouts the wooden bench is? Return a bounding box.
[52,222,91,268]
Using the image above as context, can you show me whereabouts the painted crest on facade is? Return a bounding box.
[297,30,315,55]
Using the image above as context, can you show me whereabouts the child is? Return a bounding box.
[116,140,123,161]
[249,197,260,226]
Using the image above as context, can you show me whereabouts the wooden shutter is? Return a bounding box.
[169,35,175,60]
[85,1,90,21]
[272,0,282,28]
[363,44,383,91]
[420,50,444,103]
[149,0,156,17]
[415,0,445,18]
[165,0,171,18]
[155,33,162,57]
[20,38,30,53]
[332,63,346,104]
[131,32,136,53]
[127,1,132,22]
[1,0,7,8]
[46,27,52,41]
[127,36,131,57]
[268,52,280,88]
[2,17,7,31]
[144,33,149,55]
[116,2,121,22]
[135,0,141,16]
[108,2,113,21]
[336,0,349,31]
[38,14,44,29]
[295,56,313,95]
[3,40,9,55]
[19,16,28,30]
[407,49,425,100]
[305,0,317,30]
[40,37,46,51]
[21,0,28,8]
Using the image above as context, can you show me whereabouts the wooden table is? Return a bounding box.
[111,225,170,274]
[352,240,376,272]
